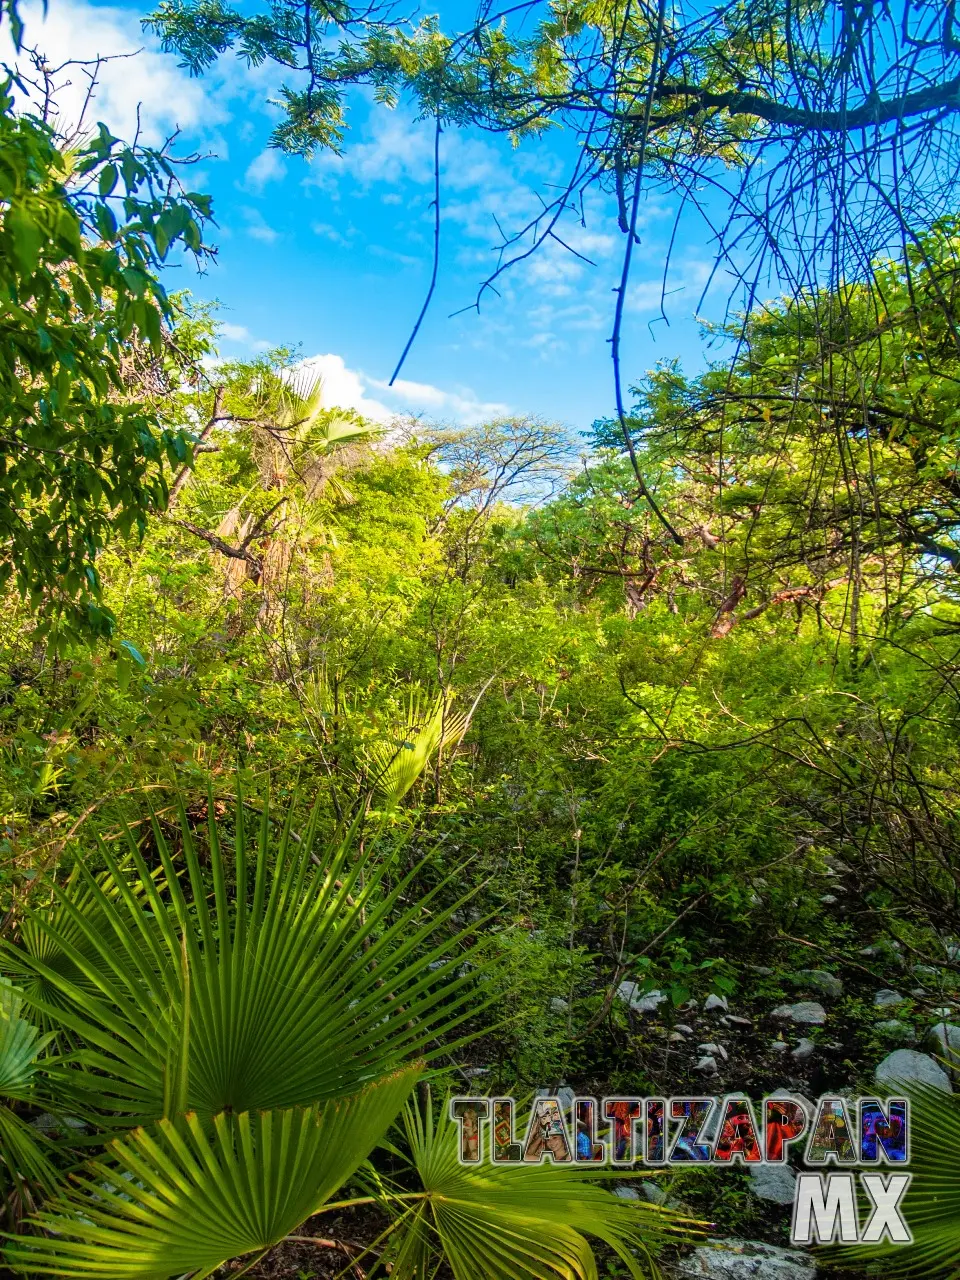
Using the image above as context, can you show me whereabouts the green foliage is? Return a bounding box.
[592,215,960,597]
[0,792,485,1274]
[4,794,483,1123]
[365,692,471,809]
[1,228,960,1270]
[0,980,56,1196]
[0,79,213,643]
[8,1073,419,1277]
[827,1081,960,1276]
[378,1093,688,1279]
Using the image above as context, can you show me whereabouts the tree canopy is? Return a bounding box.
[0,0,958,1273]
[0,44,213,644]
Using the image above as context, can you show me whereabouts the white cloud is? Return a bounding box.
[218,322,272,352]
[304,104,634,359]
[367,372,510,423]
[242,207,279,243]
[627,258,714,313]
[309,110,436,189]
[298,355,394,421]
[6,0,230,146]
[244,148,286,193]
[297,354,510,425]
[312,221,352,246]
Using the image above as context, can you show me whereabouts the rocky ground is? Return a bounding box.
[233,947,960,1279]
[568,951,958,1278]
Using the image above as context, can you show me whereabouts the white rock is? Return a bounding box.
[749,1162,797,1205]
[875,1049,952,1093]
[861,941,903,961]
[791,1038,816,1062]
[674,1023,696,1035]
[727,1015,752,1026]
[550,996,569,1014]
[698,1042,729,1061]
[794,970,843,1000]
[928,1022,960,1063]
[704,994,729,1012]
[613,1186,640,1200]
[876,1020,916,1044]
[669,1031,687,1042]
[616,983,670,1013]
[616,981,668,1014]
[770,1041,788,1053]
[771,1002,827,1026]
[694,1055,718,1074]
[874,989,906,1008]
[674,1238,817,1279]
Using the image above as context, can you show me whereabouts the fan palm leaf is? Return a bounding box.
[6,1067,419,1278]
[8,864,169,1028]
[826,1078,960,1276]
[371,1096,691,1280]
[0,983,57,1195]
[2,793,487,1125]
[366,693,471,810]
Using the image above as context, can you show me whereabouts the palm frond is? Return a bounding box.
[9,866,169,1028]
[826,1079,960,1276]
[0,981,58,1194]
[0,983,54,1102]
[7,1067,419,1278]
[374,1096,692,1280]
[366,693,471,809]
[2,793,488,1126]
[278,370,378,451]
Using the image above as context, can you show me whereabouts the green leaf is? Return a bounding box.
[7,1070,419,1277]
[5,791,488,1124]
[94,201,117,242]
[7,204,42,275]
[183,216,202,252]
[98,163,118,197]
[365,692,471,809]
[186,191,213,217]
[379,1095,695,1280]
[118,641,146,667]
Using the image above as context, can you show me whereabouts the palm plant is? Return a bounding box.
[364,690,472,810]
[1,792,484,1274]
[0,791,685,1277]
[362,1092,689,1279]
[826,1079,960,1276]
[0,980,56,1203]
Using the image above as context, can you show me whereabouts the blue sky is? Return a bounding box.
[15,0,742,434]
